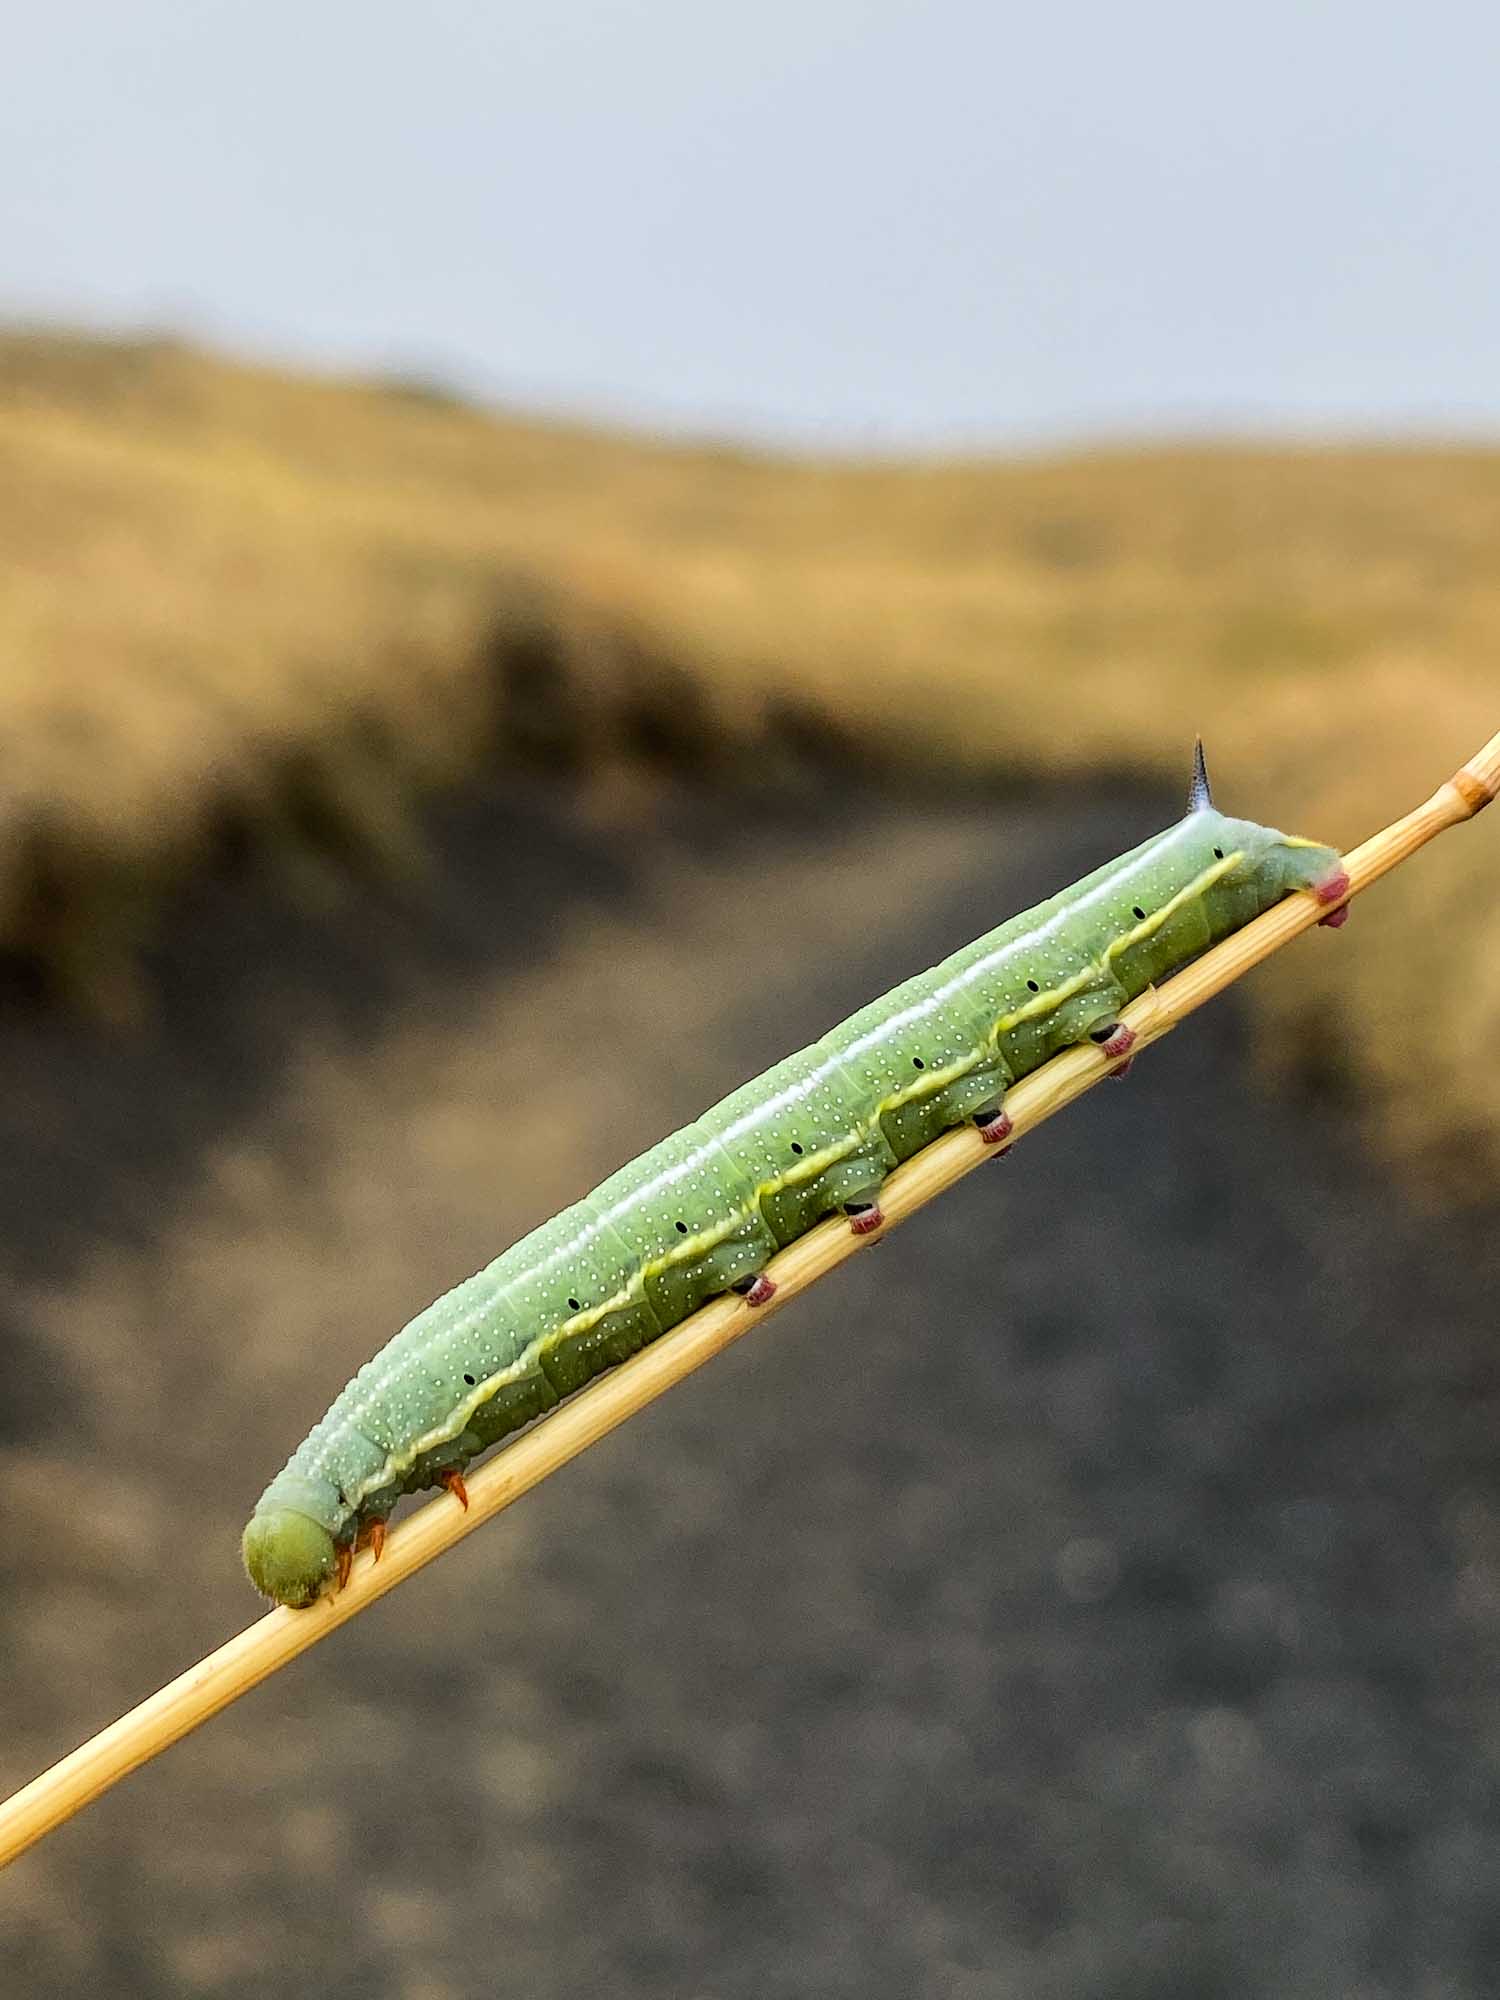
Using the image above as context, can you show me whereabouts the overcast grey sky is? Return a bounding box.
[6,2,1497,449]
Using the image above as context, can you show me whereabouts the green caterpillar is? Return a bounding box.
[243,746,1349,1607]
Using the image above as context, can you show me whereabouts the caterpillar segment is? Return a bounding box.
[243,745,1348,1608]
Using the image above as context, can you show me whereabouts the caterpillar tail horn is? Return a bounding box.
[1188,736,1214,814]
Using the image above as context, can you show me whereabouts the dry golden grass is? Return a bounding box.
[1,329,1496,1186]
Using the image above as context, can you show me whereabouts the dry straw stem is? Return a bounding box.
[2,730,1497,1872]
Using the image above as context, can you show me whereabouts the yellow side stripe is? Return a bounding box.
[1101,851,1243,967]
[351,854,1249,1511]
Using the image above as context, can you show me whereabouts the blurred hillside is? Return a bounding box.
[0,328,1495,1188]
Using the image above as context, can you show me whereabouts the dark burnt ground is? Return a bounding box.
[1,776,1498,2000]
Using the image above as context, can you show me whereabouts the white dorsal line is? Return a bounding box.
[327,815,1220,1508]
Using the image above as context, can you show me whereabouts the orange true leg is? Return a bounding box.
[354,1517,387,1562]
[335,1544,353,1592]
[439,1469,470,1511]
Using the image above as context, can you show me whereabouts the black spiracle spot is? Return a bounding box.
[567,1297,581,1311]
[1213,846,1224,859]
[912,1057,925,1070]
[791,1142,804,1155]
[675,1220,689,1234]
[1026,979,1040,993]
[463,1373,476,1386]
[1132,905,1146,920]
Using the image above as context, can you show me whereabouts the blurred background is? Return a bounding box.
[2,6,1499,1996]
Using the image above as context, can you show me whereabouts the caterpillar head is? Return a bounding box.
[1188,737,1348,908]
[242,1496,340,1609]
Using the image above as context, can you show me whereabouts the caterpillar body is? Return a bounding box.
[243,747,1348,1608]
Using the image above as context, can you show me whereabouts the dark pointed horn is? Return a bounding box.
[1188,736,1213,813]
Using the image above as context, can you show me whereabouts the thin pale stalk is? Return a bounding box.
[1,730,1495,1871]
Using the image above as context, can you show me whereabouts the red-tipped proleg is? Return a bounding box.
[1314,864,1351,928]
[1314,865,1350,905]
